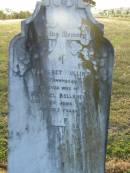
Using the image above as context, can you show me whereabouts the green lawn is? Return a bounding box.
[0,18,130,166]
[98,18,130,160]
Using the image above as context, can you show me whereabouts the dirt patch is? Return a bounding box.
[0,169,6,173]
[106,159,130,173]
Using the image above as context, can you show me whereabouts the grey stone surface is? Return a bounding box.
[8,0,114,173]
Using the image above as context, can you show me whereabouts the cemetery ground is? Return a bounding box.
[0,18,130,173]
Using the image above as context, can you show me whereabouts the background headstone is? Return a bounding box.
[8,0,114,173]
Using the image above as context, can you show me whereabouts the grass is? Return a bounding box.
[0,18,130,172]
[0,21,21,116]
[98,18,130,160]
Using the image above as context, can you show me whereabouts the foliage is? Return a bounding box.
[0,10,31,19]
[97,8,130,18]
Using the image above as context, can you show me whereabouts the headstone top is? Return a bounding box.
[43,0,86,8]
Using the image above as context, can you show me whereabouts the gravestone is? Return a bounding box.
[8,0,114,173]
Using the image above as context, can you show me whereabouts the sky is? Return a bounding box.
[0,0,130,11]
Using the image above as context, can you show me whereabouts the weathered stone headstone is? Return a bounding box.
[8,0,114,173]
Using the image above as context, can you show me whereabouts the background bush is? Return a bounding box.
[0,10,32,19]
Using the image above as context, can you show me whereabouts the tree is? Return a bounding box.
[0,11,6,19]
